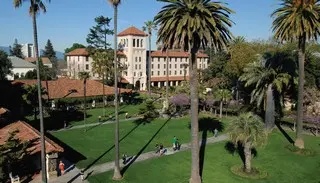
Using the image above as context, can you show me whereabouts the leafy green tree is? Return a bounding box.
[227,112,268,173]
[24,61,52,80]
[305,53,320,89]
[0,130,30,182]
[0,50,12,80]
[214,89,232,118]
[13,0,50,181]
[78,72,90,131]
[240,59,292,130]
[43,39,57,78]
[65,43,86,54]
[202,51,229,81]
[108,0,122,180]
[86,16,113,49]
[155,1,234,182]
[10,39,24,59]
[272,0,320,149]
[138,99,159,123]
[143,20,157,96]
[22,84,46,120]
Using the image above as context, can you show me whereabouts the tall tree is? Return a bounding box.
[155,1,234,182]
[86,16,113,49]
[240,58,292,130]
[13,1,50,182]
[43,39,57,78]
[22,84,46,120]
[0,50,12,80]
[78,72,90,132]
[91,50,114,117]
[214,89,232,118]
[227,112,268,173]
[142,21,157,96]
[108,0,122,180]
[11,39,24,59]
[272,0,320,149]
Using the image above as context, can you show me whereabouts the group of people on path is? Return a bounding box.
[155,136,181,156]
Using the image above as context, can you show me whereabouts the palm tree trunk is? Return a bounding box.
[112,5,122,180]
[265,84,275,131]
[165,50,169,109]
[148,33,152,97]
[34,107,37,121]
[83,80,87,131]
[295,35,306,149]
[32,11,47,183]
[103,73,106,117]
[189,49,201,183]
[244,142,252,173]
[219,100,223,118]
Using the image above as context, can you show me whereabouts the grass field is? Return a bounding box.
[52,116,230,169]
[88,132,320,183]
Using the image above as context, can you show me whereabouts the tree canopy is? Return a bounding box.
[86,16,113,49]
[0,50,12,80]
[10,39,24,59]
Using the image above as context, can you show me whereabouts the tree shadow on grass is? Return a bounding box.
[83,122,142,171]
[275,121,294,144]
[85,111,127,132]
[224,141,258,165]
[196,117,224,177]
[120,117,172,175]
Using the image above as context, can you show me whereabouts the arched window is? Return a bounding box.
[133,39,136,47]
[137,39,140,47]
[141,39,143,47]
[126,39,128,47]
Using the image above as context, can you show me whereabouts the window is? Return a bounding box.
[174,71,177,75]
[169,64,171,69]
[152,64,154,69]
[139,57,141,62]
[86,64,89,70]
[135,65,137,69]
[152,71,154,76]
[158,64,160,69]
[175,64,177,69]
[125,71,127,76]
[164,71,166,75]
[135,57,137,62]
[133,39,136,47]
[152,58,154,62]
[169,71,171,75]
[180,70,182,75]
[139,64,141,69]
[180,65,182,69]
[78,56,80,61]
[134,72,136,76]
[175,58,177,62]
[164,64,166,68]
[140,72,142,76]
[199,64,201,69]
[141,40,143,47]
[137,39,140,47]
[169,58,171,62]
[126,39,128,47]
[158,71,160,75]
[86,56,89,61]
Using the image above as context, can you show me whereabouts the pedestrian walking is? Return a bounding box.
[80,169,85,181]
[172,136,177,150]
[214,128,219,137]
[59,160,65,175]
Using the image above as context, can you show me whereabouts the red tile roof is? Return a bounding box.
[12,78,132,99]
[0,108,9,115]
[24,57,52,65]
[65,48,126,57]
[120,77,129,84]
[0,121,64,154]
[118,26,148,37]
[151,76,190,82]
[150,51,208,58]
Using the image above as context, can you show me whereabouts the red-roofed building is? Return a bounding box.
[65,26,209,90]
[25,57,53,68]
[0,121,64,179]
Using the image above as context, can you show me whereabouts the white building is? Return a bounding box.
[7,56,36,80]
[65,26,209,90]
[21,43,35,58]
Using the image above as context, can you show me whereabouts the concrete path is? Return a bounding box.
[50,117,142,132]
[49,134,228,183]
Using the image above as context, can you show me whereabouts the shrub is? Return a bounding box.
[138,99,159,122]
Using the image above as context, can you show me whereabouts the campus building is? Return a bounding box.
[66,26,209,90]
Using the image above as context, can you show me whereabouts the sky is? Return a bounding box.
[0,0,279,52]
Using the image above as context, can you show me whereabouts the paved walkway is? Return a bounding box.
[50,117,142,132]
[49,134,228,183]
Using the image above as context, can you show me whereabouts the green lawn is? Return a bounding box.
[88,132,320,183]
[52,116,230,168]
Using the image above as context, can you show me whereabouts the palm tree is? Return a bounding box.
[91,50,114,117]
[214,89,232,118]
[240,59,291,131]
[228,112,268,173]
[181,63,189,81]
[155,1,234,182]
[143,21,157,97]
[13,0,50,182]
[272,0,320,149]
[165,50,169,109]
[78,72,90,131]
[108,0,122,180]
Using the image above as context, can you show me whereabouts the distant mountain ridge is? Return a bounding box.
[0,46,65,60]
